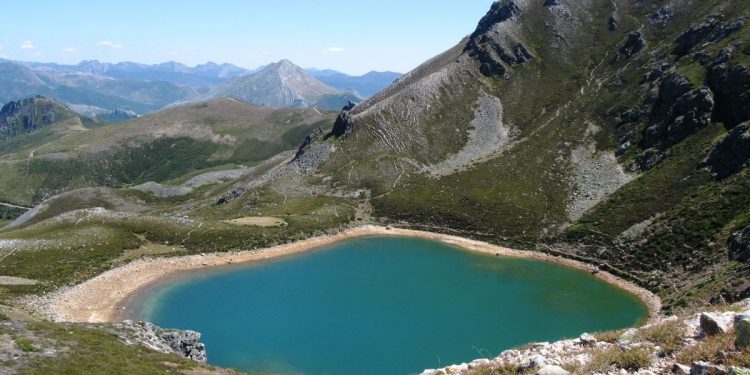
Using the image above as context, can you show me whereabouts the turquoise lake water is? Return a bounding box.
[131,236,647,375]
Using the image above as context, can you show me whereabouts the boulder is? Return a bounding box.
[674,363,692,374]
[614,31,646,62]
[700,312,732,335]
[703,124,750,180]
[708,64,750,128]
[674,17,745,57]
[736,311,750,349]
[579,333,597,346]
[728,227,750,263]
[691,361,729,375]
[536,365,570,375]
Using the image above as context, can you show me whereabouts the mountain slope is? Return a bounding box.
[208,60,361,110]
[286,0,750,311]
[308,69,402,97]
[0,97,336,206]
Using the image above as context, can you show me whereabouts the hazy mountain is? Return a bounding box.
[207,59,362,110]
[307,69,402,97]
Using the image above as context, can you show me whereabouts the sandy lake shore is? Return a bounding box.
[43,224,661,323]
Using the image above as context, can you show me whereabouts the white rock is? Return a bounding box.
[579,332,597,346]
[701,312,732,335]
[536,365,570,375]
[673,363,692,374]
[690,361,728,375]
[530,355,547,368]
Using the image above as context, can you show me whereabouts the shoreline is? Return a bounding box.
[44,225,661,323]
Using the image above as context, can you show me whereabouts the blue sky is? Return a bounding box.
[2,1,495,75]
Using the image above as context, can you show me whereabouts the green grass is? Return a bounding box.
[13,322,204,375]
[15,338,41,353]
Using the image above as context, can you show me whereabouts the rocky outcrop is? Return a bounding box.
[118,320,207,363]
[728,227,750,263]
[703,123,750,179]
[466,1,530,77]
[421,301,750,375]
[327,101,356,138]
[708,63,750,128]
[614,32,646,62]
[640,73,714,149]
[673,17,746,57]
[700,312,732,335]
[649,8,673,28]
[0,96,68,142]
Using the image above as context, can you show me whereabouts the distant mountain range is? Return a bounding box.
[307,69,402,97]
[202,60,362,110]
[0,58,401,118]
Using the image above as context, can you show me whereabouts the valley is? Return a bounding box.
[0,0,750,374]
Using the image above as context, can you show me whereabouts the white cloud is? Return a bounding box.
[20,41,35,49]
[97,40,123,49]
[61,48,76,53]
[167,51,177,57]
[324,47,345,53]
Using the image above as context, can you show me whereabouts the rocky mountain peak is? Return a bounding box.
[471,1,520,38]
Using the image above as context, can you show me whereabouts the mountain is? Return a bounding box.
[0,96,79,142]
[0,60,200,115]
[307,69,402,97]
[290,0,750,311]
[25,60,251,87]
[0,97,336,207]
[2,1,750,373]
[207,59,362,110]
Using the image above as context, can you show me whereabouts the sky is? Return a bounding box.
[1,1,495,75]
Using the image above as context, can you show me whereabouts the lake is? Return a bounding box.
[130,236,647,375]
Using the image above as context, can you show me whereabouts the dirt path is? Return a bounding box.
[43,225,662,323]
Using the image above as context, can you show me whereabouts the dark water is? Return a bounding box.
[132,236,646,375]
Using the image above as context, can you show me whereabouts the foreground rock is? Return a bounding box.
[117,320,207,363]
[421,300,750,375]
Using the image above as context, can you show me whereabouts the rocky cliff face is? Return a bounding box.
[117,320,207,363]
[0,96,74,142]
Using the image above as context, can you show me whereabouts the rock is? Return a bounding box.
[674,17,745,57]
[708,64,750,128]
[649,8,673,28]
[674,363,692,374]
[609,16,619,31]
[701,312,732,335]
[703,123,750,180]
[543,0,559,7]
[121,321,207,363]
[537,365,570,375]
[0,96,65,142]
[640,72,714,149]
[529,354,547,368]
[327,102,356,138]
[736,311,750,349]
[579,333,597,346]
[614,31,646,62]
[632,149,664,171]
[472,1,520,37]
[731,367,750,375]
[618,328,638,348]
[691,361,729,375]
[727,227,750,263]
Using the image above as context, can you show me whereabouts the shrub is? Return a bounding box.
[635,319,686,354]
[581,347,653,373]
[676,330,750,368]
